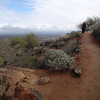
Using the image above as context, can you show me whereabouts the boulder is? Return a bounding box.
[14,85,42,100]
[73,67,83,77]
[37,77,50,85]
[0,68,26,99]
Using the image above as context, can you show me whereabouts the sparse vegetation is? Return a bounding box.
[10,33,40,50]
[63,41,78,55]
[69,31,81,39]
[44,49,76,71]
[0,31,80,69]
[20,56,44,68]
[8,49,44,68]
[93,24,100,37]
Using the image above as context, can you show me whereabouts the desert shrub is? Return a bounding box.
[77,16,100,31]
[10,37,26,48]
[93,24,100,37]
[63,42,78,55]
[44,49,75,71]
[10,33,39,50]
[0,38,42,68]
[20,56,44,68]
[0,39,13,60]
[10,51,44,68]
[0,58,4,66]
[86,16,100,30]
[23,34,39,49]
[69,31,81,39]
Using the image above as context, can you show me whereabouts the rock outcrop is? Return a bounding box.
[14,85,42,100]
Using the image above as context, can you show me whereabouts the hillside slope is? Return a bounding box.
[0,31,100,100]
[32,31,100,100]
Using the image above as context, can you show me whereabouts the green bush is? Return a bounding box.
[10,37,26,48]
[44,49,75,71]
[11,53,44,68]
[93,24,100,37]
[0,58,4,66]
[63,42,78,55]
[23,34,39,49]
[77,16,100,31]
[10,33,39,50]
[20,56,44,68]
[69,31,81,39]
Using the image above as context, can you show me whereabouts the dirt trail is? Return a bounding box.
[76,31,100,100]
[33,31,100,100]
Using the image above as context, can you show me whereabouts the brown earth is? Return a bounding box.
[1,31,100,100]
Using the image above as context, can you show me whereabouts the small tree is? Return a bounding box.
[93,24,100,38]
[77,16,100,31]
[23,34,39,49]
[10,33,39,50]
[10,37,26,48]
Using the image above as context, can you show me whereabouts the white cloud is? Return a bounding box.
[0,0,100,33]
[0,3,22,26]
[16,0,100,29]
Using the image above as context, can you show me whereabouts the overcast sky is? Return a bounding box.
[0,0,100,34]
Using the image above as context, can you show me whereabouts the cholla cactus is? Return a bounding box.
[44,49,75,71]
